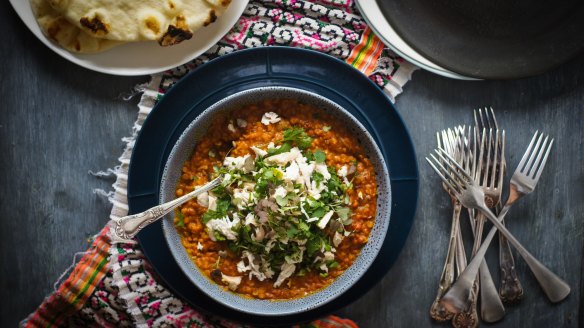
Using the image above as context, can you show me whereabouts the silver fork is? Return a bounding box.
[476,108,523,303]
[426,133,570,312]
[455,126,505,324]
[429,127,464,322]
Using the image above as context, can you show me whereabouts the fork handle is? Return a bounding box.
[498,219,524,303]
[430,202,462,321]
[441,204,571,313]
[469,212,505,322]
[476,204,571,303]
[441,223,496,313]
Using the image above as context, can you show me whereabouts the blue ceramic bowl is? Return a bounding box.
[160,87,391,316]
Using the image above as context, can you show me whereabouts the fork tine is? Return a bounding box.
[467,126,475,176]
[476,128,486,182]
[457,126,469,172]
[434,150,468,184]
[474,109,480,130]
[441,130,451,154]
[515,131,539,174]
[471,126,478,179]
[523,133,544,173]
[453,125,465,163]
[534,138,554,182]
[426,156,460,193]
[483,129,493,186]
[475,107,496,131]
[435,149,473,182]
[457,125,473,177]
[528,135,549,178]
[446,128,456,155]
[490,129,499,188]
[484,108,493,130]
[489,107,499,130]
[497,130,506,189]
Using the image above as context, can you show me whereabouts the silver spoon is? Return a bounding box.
[110,175,223,243]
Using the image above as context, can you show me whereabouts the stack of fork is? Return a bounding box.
[427,109,570,328]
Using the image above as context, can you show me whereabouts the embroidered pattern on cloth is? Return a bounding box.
[22,1,416,327]
[146,0,416,105]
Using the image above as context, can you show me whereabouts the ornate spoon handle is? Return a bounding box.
[111,176,222,243]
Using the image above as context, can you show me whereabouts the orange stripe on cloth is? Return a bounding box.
[345,27,385,76]
[25,226,111,328]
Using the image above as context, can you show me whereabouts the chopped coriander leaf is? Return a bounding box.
[312,172,325,186]
[306,237,322,256]
[327,172,343,193]
[201,210,224,224]
[311,207,327,218]
[335,207,351,220]
[267,142,292,156]
[313,150,326,163]
[275,195,288,207]
[262,167,284,180]
[193,119,361,289]
[201,198,231,224]
[216,199,231,213]
[214,231,226,241]
[322,126,331,132]
[213,165,230,175]
[307,198,324,209]
[283,127,313,149]
[286,226,299,238]
[176,210,185,228]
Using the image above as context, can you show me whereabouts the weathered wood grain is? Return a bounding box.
[0,1,582,327]
[338,54,584,327]
[0,2,147,326]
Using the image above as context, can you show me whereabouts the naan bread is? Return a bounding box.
[31,0,123,53]
[46,0,232,46]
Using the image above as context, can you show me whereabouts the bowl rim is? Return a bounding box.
[159,86,391,316]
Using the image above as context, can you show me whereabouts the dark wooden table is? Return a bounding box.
[1,2,583,327]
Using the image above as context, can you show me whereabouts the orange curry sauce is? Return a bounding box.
[175,99,377,300]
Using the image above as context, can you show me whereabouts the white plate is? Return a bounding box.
[9,0,249,76]
[356,1,478,81]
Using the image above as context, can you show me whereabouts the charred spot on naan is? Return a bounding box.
[32,0,123,53]
[157,15,193,46]
[203,10,217,27]
[80,14,109,36]
[45,17,65,41]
